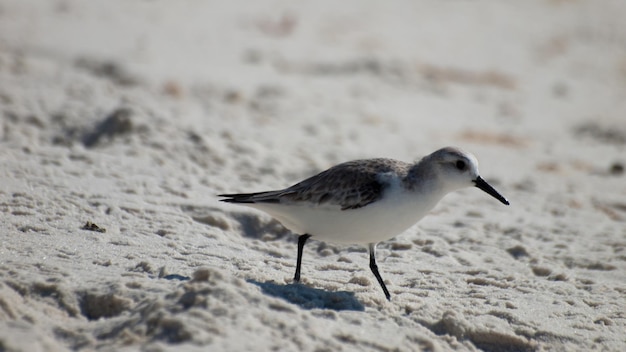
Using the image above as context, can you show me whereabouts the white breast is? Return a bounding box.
[245,181,445,244]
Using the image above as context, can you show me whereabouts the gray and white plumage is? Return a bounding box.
[220,147,508,244]
[219,147,509,300]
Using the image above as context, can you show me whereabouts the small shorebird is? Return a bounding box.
[219,147,509,300]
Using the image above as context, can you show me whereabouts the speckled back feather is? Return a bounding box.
[219,158,411,210]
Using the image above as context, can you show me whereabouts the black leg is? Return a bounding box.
[369,243,390,301]
[294,234,311,282]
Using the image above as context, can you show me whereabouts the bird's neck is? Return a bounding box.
[403,162,441,194]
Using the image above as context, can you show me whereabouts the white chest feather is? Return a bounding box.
[247,179,445,244]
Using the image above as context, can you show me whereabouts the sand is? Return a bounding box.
[1,0,625,351]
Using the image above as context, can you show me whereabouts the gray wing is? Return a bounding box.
[219,158,407,210]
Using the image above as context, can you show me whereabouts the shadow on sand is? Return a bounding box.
[249,280,365,311]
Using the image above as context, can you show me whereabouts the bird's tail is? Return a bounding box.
[218,191,282,204]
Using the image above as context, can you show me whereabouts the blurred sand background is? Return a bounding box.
[0,0,625,351]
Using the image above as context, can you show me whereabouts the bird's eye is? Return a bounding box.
[455,160,466,171]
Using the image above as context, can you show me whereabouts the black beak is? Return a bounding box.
[473,176,510,205]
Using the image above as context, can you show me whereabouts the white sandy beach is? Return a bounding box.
[1,0,625,351]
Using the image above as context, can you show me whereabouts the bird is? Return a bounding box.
[219,146,509,300]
